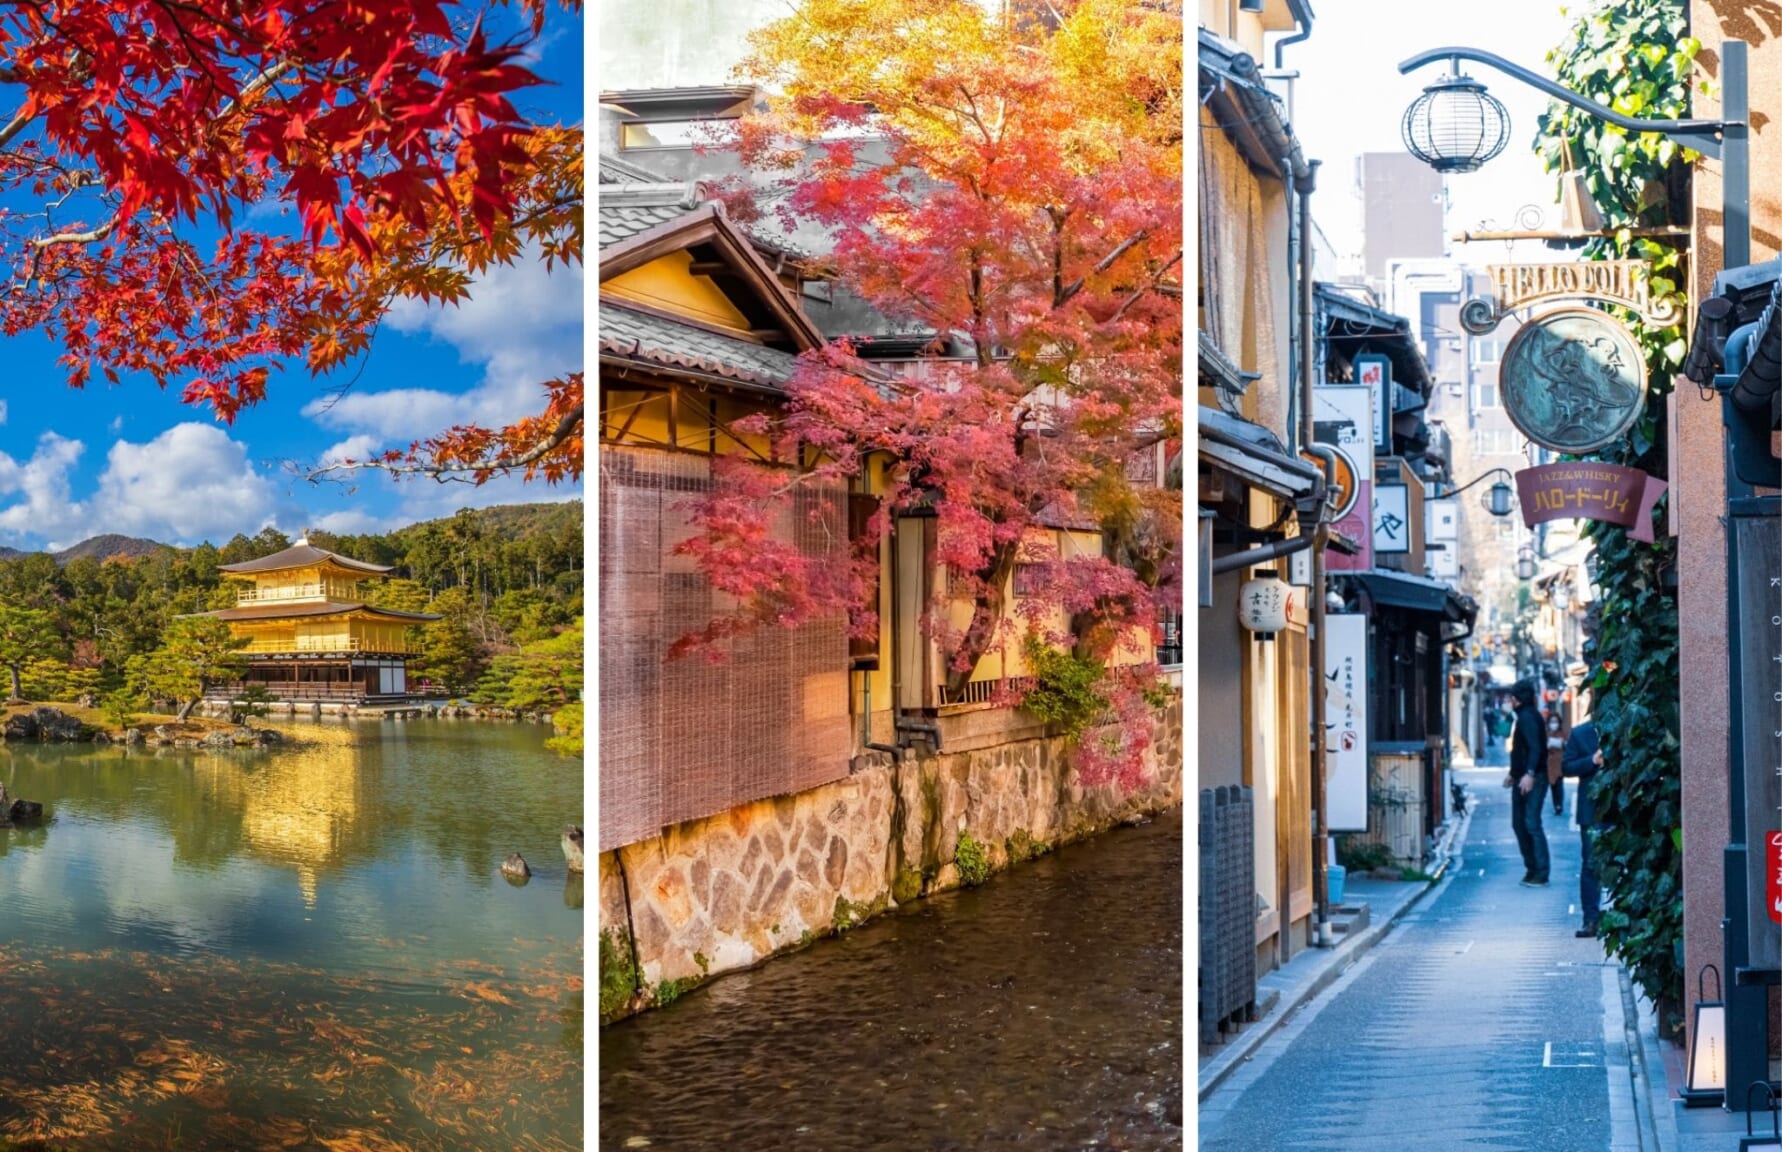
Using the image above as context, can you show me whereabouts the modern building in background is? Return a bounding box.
[1359,152,1445,282]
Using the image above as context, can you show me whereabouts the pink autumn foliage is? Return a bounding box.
[672,2,1183,789]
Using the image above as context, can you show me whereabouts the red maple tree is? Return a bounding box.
[677,0,1183,786]
[0,0,581,482]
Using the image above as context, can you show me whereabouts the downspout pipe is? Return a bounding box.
[1211,531,1314,575]
[1298,159,1334,948]
[1272,0,1314,69]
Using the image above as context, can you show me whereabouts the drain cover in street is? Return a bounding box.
[1543,1042,1602,1068]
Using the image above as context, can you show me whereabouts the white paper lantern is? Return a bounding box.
[1238,571,1291,634]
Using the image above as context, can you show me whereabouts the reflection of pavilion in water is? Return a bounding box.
[196,735,381,907]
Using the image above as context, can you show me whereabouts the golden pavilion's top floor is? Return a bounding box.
[217,539,397,607]
[199,539,439,655]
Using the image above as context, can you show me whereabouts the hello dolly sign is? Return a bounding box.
[1514,462,1668,543]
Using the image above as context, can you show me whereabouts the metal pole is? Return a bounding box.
[1716,38,1767,1112]
[1300,160,1333,948]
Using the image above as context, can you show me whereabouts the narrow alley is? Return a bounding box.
[1201,761,1654,1152]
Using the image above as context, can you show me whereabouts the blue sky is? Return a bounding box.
[0,5,585,553]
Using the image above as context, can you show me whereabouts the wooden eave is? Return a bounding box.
[597,202,825,353]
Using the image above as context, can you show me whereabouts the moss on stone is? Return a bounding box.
[832,892,885,933]
[1006,828,1051,863]
[954,831,990,887]
[598,928,639,1021]
[892,866,923,904]
[654,976,695,1007]
[693,951,710,974]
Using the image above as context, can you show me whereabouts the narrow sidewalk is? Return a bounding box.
[1197,803,1469,1101]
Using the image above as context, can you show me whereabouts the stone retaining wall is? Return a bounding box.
[598,698,1182,1021]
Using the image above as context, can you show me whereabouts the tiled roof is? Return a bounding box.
[201,601,441,622]
[599,302,799,392]
[598,202,693,249]
[218,543,392,575]
[597,154,666,184]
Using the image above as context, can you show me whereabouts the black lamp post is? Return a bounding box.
[1398,40,1763,1109]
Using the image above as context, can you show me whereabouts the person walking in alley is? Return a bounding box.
[1545,696,1570,818]
[1505,680,1551,886]
[1561,706,1603,936]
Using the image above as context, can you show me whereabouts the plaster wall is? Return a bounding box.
[1680,1,1782,1046]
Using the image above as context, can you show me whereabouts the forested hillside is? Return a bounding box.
[0,502,584,703]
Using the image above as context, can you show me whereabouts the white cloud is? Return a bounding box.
[0,433,87,545]
[109,415,124,434]
[310,508,392,535]
[0,400,10,425]
[302,247,583,457]
[318,434,385,469]
[79,423,280,548]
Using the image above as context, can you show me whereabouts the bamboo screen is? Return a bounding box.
[599,445,853,849]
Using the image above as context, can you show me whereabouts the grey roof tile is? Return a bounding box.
[599,303,799,392]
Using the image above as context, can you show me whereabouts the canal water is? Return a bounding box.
[0,719,583,1151]
[600,808,1183,1152]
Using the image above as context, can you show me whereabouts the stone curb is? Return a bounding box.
[1633,989,1681,1152]
[1196,801,1474,1102]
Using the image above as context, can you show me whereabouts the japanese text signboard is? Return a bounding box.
[1739,507,1782,971]
[1316,386,1374,573]
[1514,462,1668,544]
[1374,483,1410,555]
[1324,613,1369,833]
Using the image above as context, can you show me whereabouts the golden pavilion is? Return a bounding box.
[203,536,439,702]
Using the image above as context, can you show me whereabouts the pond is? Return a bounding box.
[0,718,583,1151]
[600,809,1183,1152]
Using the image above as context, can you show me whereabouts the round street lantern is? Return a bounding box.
[1401,72,1511,174]
[1516,545,1538,581]
[1484,478,1515,518]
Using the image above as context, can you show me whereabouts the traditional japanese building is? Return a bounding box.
[202,537,439,702]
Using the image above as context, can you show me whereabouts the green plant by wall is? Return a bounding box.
[1335,836,1396,874]
[954,831,991,887]
[654,977,694,1007]
[1020,638,1106,738]
[1534,0,1692,1028]
[598,928,639,1021]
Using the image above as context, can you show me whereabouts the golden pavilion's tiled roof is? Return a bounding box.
[202,601,439,622]
[217,542,394,576]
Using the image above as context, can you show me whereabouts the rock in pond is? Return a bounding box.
[8,799,42,823]
[561,825,584,874]
[501,853,531,883]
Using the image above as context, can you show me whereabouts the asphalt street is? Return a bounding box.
[1200,757,1645,1152]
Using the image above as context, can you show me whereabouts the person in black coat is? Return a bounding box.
[1504,679,1551,885]
[1561,712,1603,936]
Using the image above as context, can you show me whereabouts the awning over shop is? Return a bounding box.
[1198,405,1322,501]
[1348,570,1478,641]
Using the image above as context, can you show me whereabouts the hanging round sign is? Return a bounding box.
[1300,443,1360,521]
[1498,306,1648,454]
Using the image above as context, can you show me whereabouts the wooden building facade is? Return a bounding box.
[202,539,439,702]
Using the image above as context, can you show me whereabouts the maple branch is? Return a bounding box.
[216,57,297,121]
[1108,249,1183,323]
[306,402,584,484]
[30,214,118,247]
[1058,230,1149,306]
